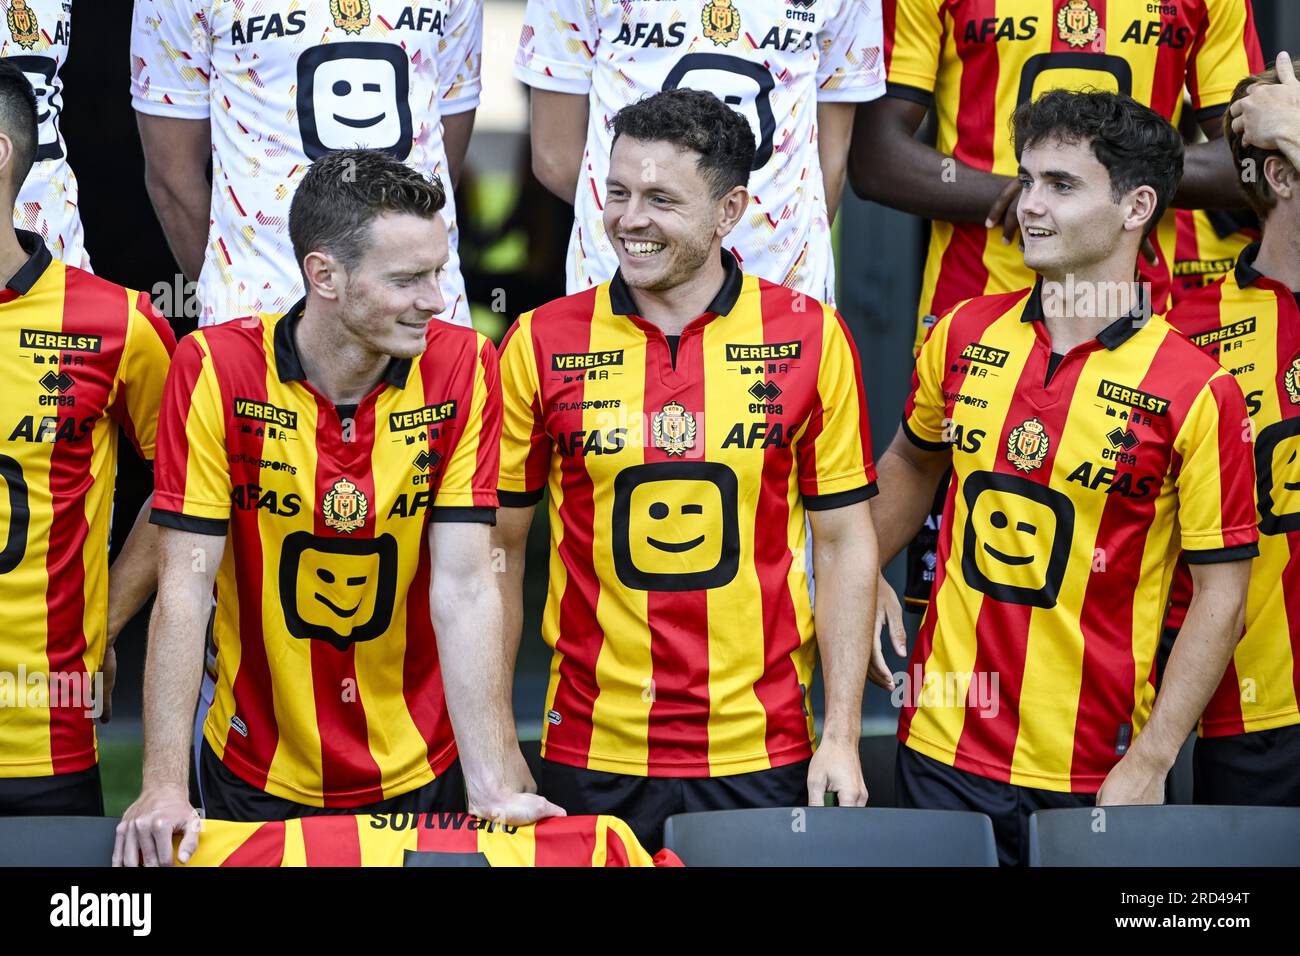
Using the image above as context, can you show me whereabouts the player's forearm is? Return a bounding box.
[490,517,530,683]
[529,91,587,203]
[818,102,854,225]
[872,442,949,567]
[107,495,159,643]
[850,118,1012,221]
[813,523,877,742]
[1128,567,1248,769]
[143,168,210,283]
[1173,138,1244,210]
[442,109,476,189]
[432,569,519,797]
[139,585,208,793]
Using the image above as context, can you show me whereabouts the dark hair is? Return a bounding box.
[0,60,38,191]
[289,149,446,276]
[1225,59,1300,220]
[1012,89,1184,235]
[609,88,755,199]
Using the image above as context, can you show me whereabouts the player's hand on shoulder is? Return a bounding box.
[113,786,202,868]
[807,737,868,808]
[468,788,567,827]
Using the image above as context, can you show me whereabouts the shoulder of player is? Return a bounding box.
[934,288,1033,341]
[1144,315,1241,405]
[505,285,604,348]
[176,316,269,375]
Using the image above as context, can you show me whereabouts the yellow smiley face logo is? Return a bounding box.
[612,462,739,591]
[280,532,398,649]
[1256,419,1300,535]
[962,472,1074,608]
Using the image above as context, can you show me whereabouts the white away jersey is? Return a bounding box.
[3,0,87,269]
[514,0,884,301]
[130,0,480,327]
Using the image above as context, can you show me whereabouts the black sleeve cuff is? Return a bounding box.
[804,482,878,511]
[902,418,948,452]
[886,82,934,108]
[429,506,496,525]
[150,509,228,535]
[497,488,544,507]
[1193,103,1229,123]
[1183,542,1259,564]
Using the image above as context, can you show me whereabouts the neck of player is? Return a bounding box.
[1249,208,1300,294]
[627,248,727,336]
[1038,259,1144,355]
[0,225,27,288]
[295,302,392,406]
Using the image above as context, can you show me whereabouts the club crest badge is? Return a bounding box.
[330,0,371,34]
[1007,417,1050,472]
[323,477,369,534]
[1285,355,1300,405]
[652,400,697,457]
[7,0,39,49]
[702,0,740,46]
[1057,0,1099,49]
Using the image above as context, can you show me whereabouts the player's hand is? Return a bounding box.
[468,786,567,827]
[1230,50,1300,150]
[503,745,539,795]
[1095,750,1168,806]
[97,644,117,724]
[113,786,202,867]
[807,736,867,807]
[984,177,1022,246]
[869,574,907,691]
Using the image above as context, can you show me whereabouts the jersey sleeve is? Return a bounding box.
[881,0,944,106]
[438,0,484,116]
[1173,371,1259,561]
[512,0,597,95]
[797,306,877,509]
[110,290,178,462]
[497,315,552,507]
[129,0,213,119]
[816,0,887,103]
[431,334,501,520]
[150,332,232,535]
[1187,0,1265,118]
[901,305,953,450]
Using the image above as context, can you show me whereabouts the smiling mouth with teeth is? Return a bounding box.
[1025,227,1055,238]
[623,238,667,258]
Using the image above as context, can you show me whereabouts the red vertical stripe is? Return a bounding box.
[1204,656,1246,735]
[1183,0,1211,108]
[751,281,819,763]
[300,816,363,866]
[472,337,502,507]
[533,816,598,866]
[206,326,279,788]
[309,394,385,806]
[219,821,286,867]
[44,270,128,772]
[541,313,605,764]
[642,327,711,774]
[1269,287,1300,714]
[604,826,632,867]
[1069,334,1182,789]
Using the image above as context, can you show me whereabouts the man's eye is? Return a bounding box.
[651,195,671,206]
[1019,178,1032,190]
[607,189,627,200]
[1053,182,1072,192]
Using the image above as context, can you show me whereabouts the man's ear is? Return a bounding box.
[1122,184,1159,235]
[1263,154,1296,201]
[717,185,750,239]
[0,133,15,189]
[303,250,342,302]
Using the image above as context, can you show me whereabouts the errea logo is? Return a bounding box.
[50,886,151,936]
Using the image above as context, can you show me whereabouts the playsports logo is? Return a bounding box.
[890,666,1001,718]
[49,886,151,936]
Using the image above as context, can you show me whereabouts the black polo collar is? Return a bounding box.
[5,229,52,295]
[272,297,413,388]
[608,249,744,318]
[1234,242,1264,290]
[1019,277,1148,350]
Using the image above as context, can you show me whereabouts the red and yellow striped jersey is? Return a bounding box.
[1170,208,1260,306]
[882,0,1263,344]
[900,280,1258,792]
[498,254,876,778]
[151,303,500,807]
[0,231,175,778]
[180,813,679,867]
[1167,244,1300,737]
